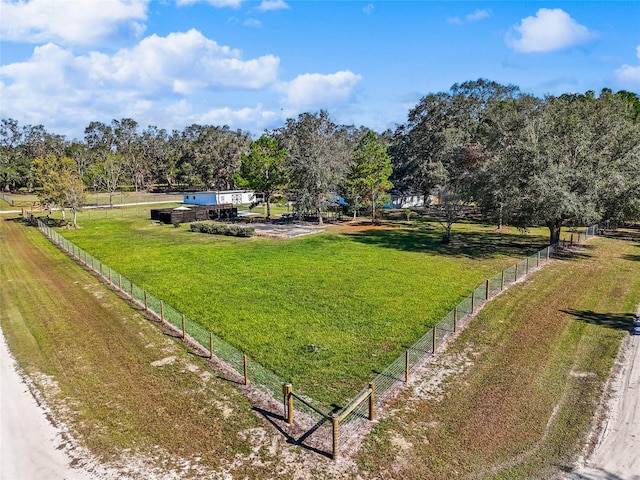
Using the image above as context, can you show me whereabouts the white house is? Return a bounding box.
[385,191,439,209]
[183,190,256,206]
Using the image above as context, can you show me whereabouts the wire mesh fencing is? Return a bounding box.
[34,218,288,403]
[333,229,594,455]
[32,216,597,460]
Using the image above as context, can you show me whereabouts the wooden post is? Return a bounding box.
[432,327,437,354]
[537,251,540,267]
[453,306,458,333]
[570,233,574,246]
[91,256,94,271]
[118,273,122,291]
[471,294,475,314]
[485,279,490,300]
[282,384,293,424]
[332,413,339,460]
[526,257,529,275]
[405,350,409,383]
[243,354,249,385]
[514,263,518,281]
[144,291,148,311]
[130,281,133,300]
[368,382,375,421]
[209,332,214,359]
[160,301,164,322]
[108,268,112,285]
[181,314,186,339]
[501,270,505,291]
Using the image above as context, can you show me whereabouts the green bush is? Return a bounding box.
[189,222,254,237]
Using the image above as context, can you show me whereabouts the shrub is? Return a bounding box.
[190,222,254,237]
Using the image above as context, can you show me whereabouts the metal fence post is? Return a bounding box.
[432,327,437,353]
[471,294,475,314]
[160,300,164,321]
[144,291,148,311]
[453,306,458,332]
[514,263,518,281]
[405,350,410,383]
[485,279,490,300]
[369,382,375,421]
[501,270,505,291]
[181,314,186,339]
[243,354,249,385]
[332,413,339,460]
[209,332,214,358]
[526,257,529,275]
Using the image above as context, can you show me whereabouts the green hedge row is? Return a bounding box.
[190,222,255,237]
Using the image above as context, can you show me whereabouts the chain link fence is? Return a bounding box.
[32,216,597,460]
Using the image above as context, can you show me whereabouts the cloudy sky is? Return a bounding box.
[1,0,639,139]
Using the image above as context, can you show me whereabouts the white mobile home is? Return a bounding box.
[183,190,255,206]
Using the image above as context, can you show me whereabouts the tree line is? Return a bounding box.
[1,79,639,242]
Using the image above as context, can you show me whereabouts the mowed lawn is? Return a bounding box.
[58,212,549,404]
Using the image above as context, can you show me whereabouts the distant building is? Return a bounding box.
[385,190,438,208]
[183,190,255,206]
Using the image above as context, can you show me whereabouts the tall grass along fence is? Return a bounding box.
[32,216,598,460]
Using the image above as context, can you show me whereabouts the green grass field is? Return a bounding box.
[52,207,555,405]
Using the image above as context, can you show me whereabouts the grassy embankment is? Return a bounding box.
[0,217,264,476]
[52,206,553,405]
[358,230,640,479]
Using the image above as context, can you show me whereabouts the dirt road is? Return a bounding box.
[0,329,94,480]
[571,307,640,480]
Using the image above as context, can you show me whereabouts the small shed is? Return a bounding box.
[183,190,255,206]
[150,204,237,224]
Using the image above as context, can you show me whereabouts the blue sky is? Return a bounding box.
[1,0,639,140]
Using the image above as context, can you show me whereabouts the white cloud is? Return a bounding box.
[257,0,289,12]
[177,0,244,7]
[277,70,362,108]
[0,30,281,135]
[84,29,279,92]
[243,18,263,28]
[363,4,375,15]
[505,8,595,53]
[163,101,280,132]
[448,9,491,25]
[613,45,640,88]
[0,0,148,46]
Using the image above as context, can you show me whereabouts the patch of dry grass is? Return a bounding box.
[357,235,640,479]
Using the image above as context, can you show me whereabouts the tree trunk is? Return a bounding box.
[317,206,323,225]
[371,188,376,224]
[265,192,271,219]
[546,219,562,245]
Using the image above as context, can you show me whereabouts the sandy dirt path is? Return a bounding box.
[0,328,94,480]
[572,306,640,480]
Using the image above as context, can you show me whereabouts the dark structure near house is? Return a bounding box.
[150,204,237,224]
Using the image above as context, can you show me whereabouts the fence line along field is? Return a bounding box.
[49,206,556,406]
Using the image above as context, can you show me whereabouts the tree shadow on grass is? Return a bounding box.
[344,226,548,259]
[601,225,640,243]
[552,244,596,262]
[561,309,636,332]
[621,253,640,262]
